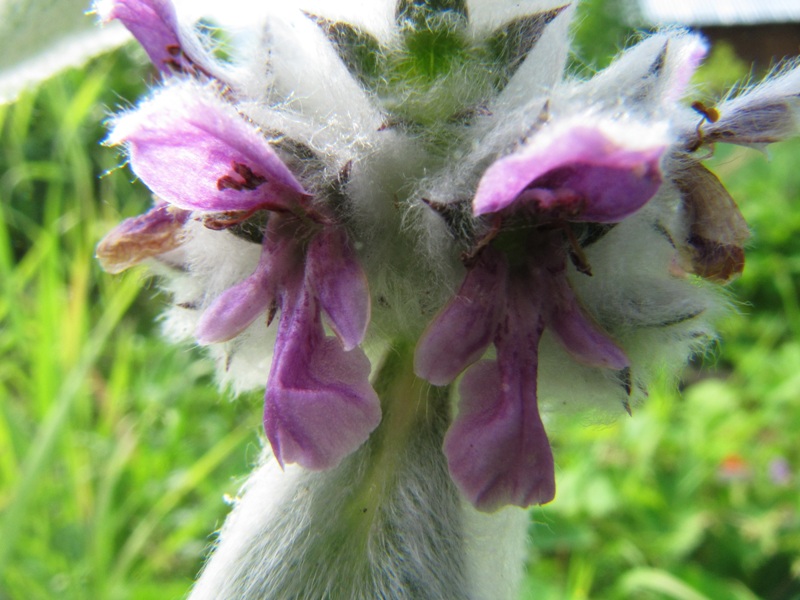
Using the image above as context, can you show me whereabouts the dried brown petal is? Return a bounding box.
[96,205,190,274]
[674,161,749,282]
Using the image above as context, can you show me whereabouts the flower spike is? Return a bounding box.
[95,0,800,529]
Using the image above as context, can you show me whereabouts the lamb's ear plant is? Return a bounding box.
[88,0,800,598]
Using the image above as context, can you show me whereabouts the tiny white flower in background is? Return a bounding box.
[92,0,800,597]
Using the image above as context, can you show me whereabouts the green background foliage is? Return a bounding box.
[1,2,798,598]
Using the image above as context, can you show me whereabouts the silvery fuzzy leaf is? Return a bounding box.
[0,0,268,104]
[483,5,569,90]
[303,14,383,89]
[575,29,708,112]
[707,64,800,146]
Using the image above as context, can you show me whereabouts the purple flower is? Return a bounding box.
[196,219,378,470]
[261,226,377,469]
[107,83,379,471]
[416,121,665,511]
[768,457,792,486]
[96,0,216,76]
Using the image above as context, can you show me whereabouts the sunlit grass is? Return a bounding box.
[0,52,262,600]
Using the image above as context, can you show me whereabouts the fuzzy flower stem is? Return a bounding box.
[191,343,529,599]
[358,342,450,516]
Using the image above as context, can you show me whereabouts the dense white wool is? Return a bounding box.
[468,0,572,33]
[187,455,299,600]
[171,0,273,30]
[298,0,399,43]
[576,29,708,111]
[569,193,724,378]
[534,203,693,418]
[189,397,529,600]
[483,3,575,119]
[347,133,467,338]
[461,504,531,599]
[233,5,384,162]
[536,193,723,420]
[180,221,262,310]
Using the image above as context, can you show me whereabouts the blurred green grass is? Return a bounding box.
[0,52,262,599]
[1,12,799,600]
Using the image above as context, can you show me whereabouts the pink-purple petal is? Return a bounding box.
[543,270,629,369]
[96,0,187,73]
[444,281,555,512]
[444,339,554,511]
[108,85,308,214]
[306,228,370,351]
[195,264,275,345]
[264,275,380,471]
[195,222,303,344]
[474,125,664,222]
[96,0,224,77]
[414,249,508,385]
